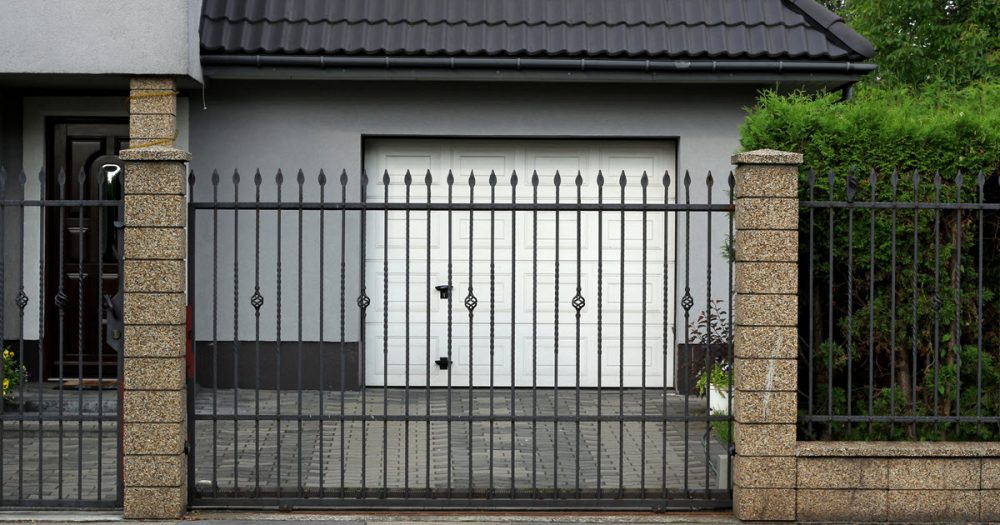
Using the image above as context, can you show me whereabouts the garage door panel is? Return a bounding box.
[364,138,676,388]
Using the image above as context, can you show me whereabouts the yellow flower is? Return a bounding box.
[2,378,8,394]
[2,350,9,360]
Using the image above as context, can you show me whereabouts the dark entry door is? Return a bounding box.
[44,119,128,381]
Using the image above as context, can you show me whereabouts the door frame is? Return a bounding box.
[42,116,129,380]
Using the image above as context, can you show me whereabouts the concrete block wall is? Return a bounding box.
[120,77,189,519]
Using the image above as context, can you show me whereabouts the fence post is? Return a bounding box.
[731,149,802,521]
[118,76,190,519]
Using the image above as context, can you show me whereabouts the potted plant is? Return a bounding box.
[696,359,732,414]
[2,346,27,411]
[675,300,731,395]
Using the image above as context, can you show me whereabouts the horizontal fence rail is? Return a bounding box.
[799,168,1000,441]
[0,166,123,508]
[187,168,735,510]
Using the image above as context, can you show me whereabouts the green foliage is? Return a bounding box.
[842,0,999,88]
[741,83,1000,441]
[741,83,1000,176]
[696,360,731,397]
[709,410,732,445]
[2,347,27,400]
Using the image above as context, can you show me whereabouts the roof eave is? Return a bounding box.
[201,54,877,82]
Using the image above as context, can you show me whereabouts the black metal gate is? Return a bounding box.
[187,167,733,510]
[0,164,125,508]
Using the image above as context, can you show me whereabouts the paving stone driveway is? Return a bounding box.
[0,388,729,504]
[192,389,728,498]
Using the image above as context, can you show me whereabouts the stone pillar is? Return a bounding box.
[731,149,802,521]
[119,77,189,519]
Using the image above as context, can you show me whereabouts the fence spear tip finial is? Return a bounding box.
[489,170,497,187]
[424,169,432,186]
[704,170,712,187]
[664,170,672,188]
[553,170,561,186]
[381,169,390,186]
[641,171,649,188]
[275,168,284,185]
[575,170,583,187]
[727,170,734,190]
[682,170,691,187]
[954,169,963,186]
[19,169,27,187]
[403,169,412,186]
[210,169,220,185]
[57,167,66,187]
[619,170,627,187]
[296,169,306,185]
[976,170,985,187]
[531,170,539,187]
[510,170,518,187]
[596,170,604,186]
[253,169,262,186]
[468,170,476,187]
[446,169,454,185]
[77,166,86,185]
[188,169,196,188]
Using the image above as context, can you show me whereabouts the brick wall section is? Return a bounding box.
[797,442,1000,522]
[731,149,802,521]
[119,77,190,519]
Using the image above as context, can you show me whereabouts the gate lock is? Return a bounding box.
[435,285,452,299]
[435,357,451,370]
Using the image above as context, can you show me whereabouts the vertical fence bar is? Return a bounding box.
[596,171,604,498]
[15,171,27,504]
[827,170,835,434]
[911,170,919,437]
[96,171,106,501]
[553,170,560,497]
[807,170,816,436]
[37,168,46,501]
[703,171,713,495]
[251,170,263,496]
[210,170,220,497]
[317,170,326,497]
[725,171,734,489]
[232,170,241,494]
[868,170,876,434]
[933,172,942,429]
[56,168,66,501]
[425,170,432,498]
[403,170,412,497]
[846,169,855,436]
[661,170,670,500]
[976,171,985,433]
[953,170,963,430]
[358,169,370,499]
[889,170,898,434]
[446,170,454,498]
[573,171,583,499]
[509,170,518,496]
[296,170,305,496]
[381,170,389,497]
[338,169,347,498]
[274,169,284,498]
[618,171,626,498]
[466,171,476,496]
[187,172,198,498]
[531,170,538,499]
[681,171,691,494]
[488,170,496,496]
[76,169,85,501]
[640,171,649,497]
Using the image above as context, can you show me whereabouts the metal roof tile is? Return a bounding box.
[201,0,873,61]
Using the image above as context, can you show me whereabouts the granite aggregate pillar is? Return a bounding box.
[119,77,189,519]
[730,149,802,521]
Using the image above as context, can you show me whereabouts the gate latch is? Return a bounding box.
[435,357,451,370]
[435,285,452,299]
[104,292,124,354]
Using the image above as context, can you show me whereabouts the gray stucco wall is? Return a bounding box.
[187,80,754,343]
[0,0,202,80]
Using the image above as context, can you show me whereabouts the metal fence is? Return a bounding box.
[187,167,734,510]
[799,168,1000,441]
[0,165,124,508]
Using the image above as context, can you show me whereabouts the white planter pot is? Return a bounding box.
[708,386,730,415]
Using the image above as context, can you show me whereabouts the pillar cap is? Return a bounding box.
[731,149,803,166]
[120,146,191,162]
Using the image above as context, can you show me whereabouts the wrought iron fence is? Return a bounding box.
[799,168,1000,441]
[0,165,124,508]
[187,167,734,509]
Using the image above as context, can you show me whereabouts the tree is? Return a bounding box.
[836,0,999,87]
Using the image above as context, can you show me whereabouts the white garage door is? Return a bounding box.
[364,139,676,388]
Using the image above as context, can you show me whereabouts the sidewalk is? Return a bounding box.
[0,511,740,525]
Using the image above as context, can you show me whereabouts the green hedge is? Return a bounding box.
[740,84,1000,441]
[740,83,1000,175]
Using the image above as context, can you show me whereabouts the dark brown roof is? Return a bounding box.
[201,0,874,62]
